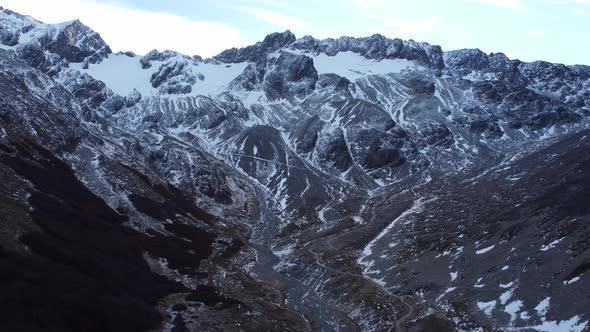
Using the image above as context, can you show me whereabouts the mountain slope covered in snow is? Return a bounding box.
[0,6,589,332]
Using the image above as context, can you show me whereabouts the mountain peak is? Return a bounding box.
[261,30,296,45]
[214,30,296,63]
[0,8,111,68]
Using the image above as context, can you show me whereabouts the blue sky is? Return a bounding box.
[2,0,589,65]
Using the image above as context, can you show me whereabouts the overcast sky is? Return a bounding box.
[1,0,589,65]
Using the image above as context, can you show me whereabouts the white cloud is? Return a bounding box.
[242,7,307,30]
[350,0,390,8]
[552,0,590,3]
[527,28,556,39]
[0,0,254,57]
[473,0,526,9]
[241,0,302,13]
[382,16,443,33]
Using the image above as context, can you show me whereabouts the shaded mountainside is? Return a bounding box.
[0,6,589,332]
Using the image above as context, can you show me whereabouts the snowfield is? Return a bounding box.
[73,53,248,97]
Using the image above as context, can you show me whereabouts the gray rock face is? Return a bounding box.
[444,48,490,71]
[230,51,319,101]
[291,114,324,154]
[316,73,353,95]
[140,49,181,69]
[0,28,18,46]
[229,60,266,92]
[151,60,196,94]
[419,123,455,148]
[468,119,504,138]
[263,52,318,101]
[316,127,353,172]
[59,70,108,109]
[524,107,582,130]
[0,7,36,47]
[47,20,111,63]
[291,34,445,69]
[402,76,436,96]
[0,8,111,75]
[215,30,296,63]
[124,89,142,107]
[1,6,590,332]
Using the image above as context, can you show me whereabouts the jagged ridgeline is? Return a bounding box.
[0,6,589,332]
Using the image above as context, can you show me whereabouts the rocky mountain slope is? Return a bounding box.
[0,6,588,332]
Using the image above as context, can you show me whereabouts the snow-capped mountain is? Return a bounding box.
[0,6,589,332]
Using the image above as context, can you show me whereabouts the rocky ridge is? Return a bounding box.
[1,6,589,332]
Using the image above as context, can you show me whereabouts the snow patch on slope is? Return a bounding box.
[73,54,154,96]
[357,197,434,283]
[512,316,589,332]
[72,53,248,97]
[312,51,414,81]
[477,300,496,316]
[476,244,495,255]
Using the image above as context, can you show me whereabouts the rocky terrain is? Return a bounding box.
[0,6,588,332]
